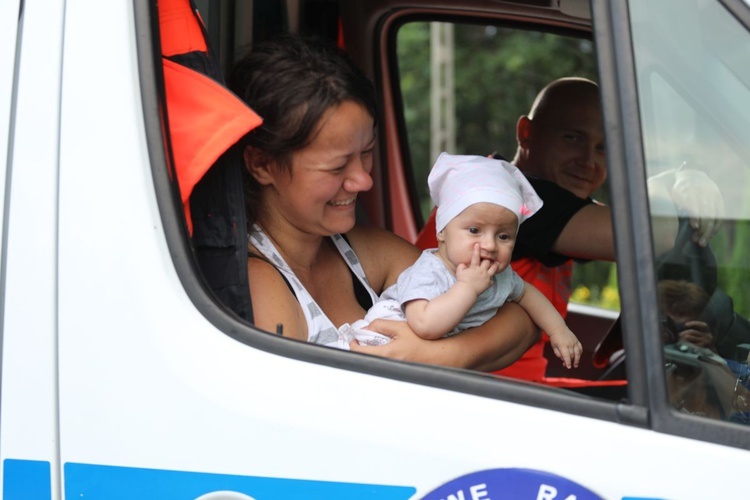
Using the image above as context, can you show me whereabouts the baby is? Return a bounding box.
[343,152,582,368]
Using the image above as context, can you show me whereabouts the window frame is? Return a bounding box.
[592,0,750,448]
[373,4,637,416]
[137,0,750,449]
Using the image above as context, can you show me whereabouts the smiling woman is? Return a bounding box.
[228,34,538,367]
[245,100,375,239]
[5,0,750,496]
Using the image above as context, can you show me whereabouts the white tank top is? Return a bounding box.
[248,224,380,348]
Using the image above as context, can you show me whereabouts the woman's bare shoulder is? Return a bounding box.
[247,253,307,340]
[247,253,286,282]
[345,225,421,289]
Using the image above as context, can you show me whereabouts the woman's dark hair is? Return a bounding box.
[227,34,378,225]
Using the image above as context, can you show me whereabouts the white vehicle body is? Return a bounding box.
[2,0,749,499]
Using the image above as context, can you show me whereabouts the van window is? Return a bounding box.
[168,0,750,446]
[631,0,750,424]
[395,20,620,364]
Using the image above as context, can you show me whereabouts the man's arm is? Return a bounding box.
[552,167,723,261]
[551,203,617,261]
[552,201,680,260]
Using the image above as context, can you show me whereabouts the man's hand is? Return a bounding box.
[671,164,725,246]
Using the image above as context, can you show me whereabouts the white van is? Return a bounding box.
[2,0,750,498]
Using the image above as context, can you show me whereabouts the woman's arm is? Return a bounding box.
[247,256,307,341]
[353,302,539,371]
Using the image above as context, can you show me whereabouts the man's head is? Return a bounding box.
[513,77,606,199]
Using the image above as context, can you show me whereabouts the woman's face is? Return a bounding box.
[261,101,375,236]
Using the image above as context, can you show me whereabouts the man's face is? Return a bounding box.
[523,100,606,199]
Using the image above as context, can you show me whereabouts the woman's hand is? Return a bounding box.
[350,302,539,371]
[349,319,444,365]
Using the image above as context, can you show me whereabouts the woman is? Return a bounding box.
[229,35,538,370]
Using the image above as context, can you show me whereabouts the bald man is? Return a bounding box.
[498,77,609,380]
[511,78,611,264]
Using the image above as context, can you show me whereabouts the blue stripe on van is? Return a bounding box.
[64,462,416,499]
[3,459,52,500]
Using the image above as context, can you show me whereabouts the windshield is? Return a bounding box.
[630,0,750,423]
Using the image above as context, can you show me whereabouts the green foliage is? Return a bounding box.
[453,26,597,160]
[396,23,432,211]
[704,220,750,318]
[571,262,620,311]
[397,22,598,221]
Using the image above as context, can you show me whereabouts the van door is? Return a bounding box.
[1,0,65,497]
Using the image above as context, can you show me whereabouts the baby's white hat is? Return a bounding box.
[429,152,543,233]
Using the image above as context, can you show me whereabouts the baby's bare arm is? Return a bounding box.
[404,283,477,339]
[516,283,582,368]
[404,244,497,339]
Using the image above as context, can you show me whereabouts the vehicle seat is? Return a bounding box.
[415,207,439,250]
[159,0,262,321]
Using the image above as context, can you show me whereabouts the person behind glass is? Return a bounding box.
[506,77,721,380]
[658,279,715,351]
[228,34,538,370]
[498,77,608,380]
[416,77,722,380]
[606,278,717,369]
[353,153,582,368]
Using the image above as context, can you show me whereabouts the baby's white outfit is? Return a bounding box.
[370,249,526,336]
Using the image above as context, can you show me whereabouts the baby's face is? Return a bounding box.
[437,203,518,273]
